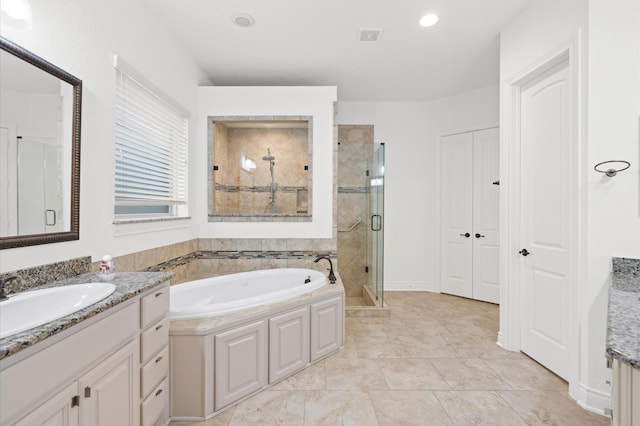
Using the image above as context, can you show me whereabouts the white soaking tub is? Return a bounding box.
[169,268,326,320]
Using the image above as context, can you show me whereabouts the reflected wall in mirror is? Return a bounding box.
[208,116,312,221]
[0,37,81,249]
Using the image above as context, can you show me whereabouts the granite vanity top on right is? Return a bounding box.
[606,257,640,368]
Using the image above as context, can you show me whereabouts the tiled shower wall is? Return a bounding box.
[212,125,310,215]
[337,125,374,298]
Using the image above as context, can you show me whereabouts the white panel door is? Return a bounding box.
[440,132,474,298]
[520,61,571,380]
[269,307,310,383]
[472,128,500,303]
[0,122,18,236]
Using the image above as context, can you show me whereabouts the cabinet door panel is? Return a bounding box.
[215,320,267,410]
[79,340,136,426]
[310,296,344,361]
[14,382,79,426]
[269,307,310,383]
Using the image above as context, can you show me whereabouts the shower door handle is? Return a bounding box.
[45,209,56,226]
[371,214,382,231]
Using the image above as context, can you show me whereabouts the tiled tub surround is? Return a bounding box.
[0,271,173,361]
[606,257,640,367]
[170,272,345,420]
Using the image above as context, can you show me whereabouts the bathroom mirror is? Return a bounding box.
[208,116,312,221]
[0,37,81,249]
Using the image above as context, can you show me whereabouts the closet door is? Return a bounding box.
[440,132,473,298]
[471,128,500,303]
[440,128,499,303]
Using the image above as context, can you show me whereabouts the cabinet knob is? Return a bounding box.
[459,232,470,238]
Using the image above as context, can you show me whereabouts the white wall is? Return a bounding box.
[0,0,209,272]
[500,0,640,413]
[338,84,499,291]
[195,86,337,239]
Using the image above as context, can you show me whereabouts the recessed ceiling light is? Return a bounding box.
[419,13,439,27]
[232,13,255,28]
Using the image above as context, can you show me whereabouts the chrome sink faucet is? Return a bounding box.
[0,276,18,301]
[314,256,336,284]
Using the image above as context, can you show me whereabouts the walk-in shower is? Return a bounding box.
[263,148,277,213]
[337,125,385,309]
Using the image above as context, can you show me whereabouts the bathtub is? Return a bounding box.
[169,268,327,320]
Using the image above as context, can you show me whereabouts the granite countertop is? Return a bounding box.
[606,257,640,369]
[0,271,173,361]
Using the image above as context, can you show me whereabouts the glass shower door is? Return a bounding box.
[367,143,385,306]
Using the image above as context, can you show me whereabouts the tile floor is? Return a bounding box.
[170,291,610,425]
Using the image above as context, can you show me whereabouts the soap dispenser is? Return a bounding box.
[99,255,115,280]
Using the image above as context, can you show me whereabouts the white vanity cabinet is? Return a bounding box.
[139,287,170,426]
[214,320,268,410]
[171,291,345,421]
[0,280,170,426]
[269,306,310,384]
[611,358,640,426]
[310,296,344,362]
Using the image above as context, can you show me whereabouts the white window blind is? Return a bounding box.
[114,64,188,216]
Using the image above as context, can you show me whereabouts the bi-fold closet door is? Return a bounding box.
[440,127,499,304]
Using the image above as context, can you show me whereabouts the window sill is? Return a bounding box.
[112,216,191,237]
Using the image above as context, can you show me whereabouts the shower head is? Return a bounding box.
[262,148,275,161]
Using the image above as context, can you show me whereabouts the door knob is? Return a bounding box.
[459,233,470,238]
[519,248,530,256]
[475,233,485,238]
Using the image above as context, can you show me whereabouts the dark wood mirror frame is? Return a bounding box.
[0,37,82,249]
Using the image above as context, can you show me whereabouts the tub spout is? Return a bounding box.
[313,256,336,284]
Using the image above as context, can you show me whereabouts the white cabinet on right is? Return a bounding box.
[611,358,640,426]
[310,296,344,361]
[440,127,500,304]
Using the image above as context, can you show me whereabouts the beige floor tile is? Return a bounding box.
[379,358,450,390]
[443,334,527,359]
[431,359,513,390]
[498,390,610,425]
[170,406,235,425]
[382,317,449,336]
[229,390,305,426]
[435,390,528,425]
[370,390,454,425]
[303,391,378,426]
[488,358,568,390]
[355,336,411,358]
[323,357,388,391]
[396,335,461,358]
[270,362,326,391]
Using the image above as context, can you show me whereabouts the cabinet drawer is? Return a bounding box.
[141,345,169,398]
[141,284,169,328]
[141,377,168,426]
[141,316,169,363]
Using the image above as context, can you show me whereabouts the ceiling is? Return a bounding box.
[144,0,532,101]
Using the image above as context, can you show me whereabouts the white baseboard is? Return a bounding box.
[570,382,611,417]
[384,282,434,292]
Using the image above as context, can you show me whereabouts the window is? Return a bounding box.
[114,59,188,219]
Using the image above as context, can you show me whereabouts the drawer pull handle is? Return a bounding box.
[155,356,163,363]
[155,291,163,298]
[155,388,163,397]
[155,324,163,331]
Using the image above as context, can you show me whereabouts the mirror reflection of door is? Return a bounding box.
[0,48,70,238]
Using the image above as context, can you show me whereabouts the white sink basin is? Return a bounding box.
[0,283,116,339]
